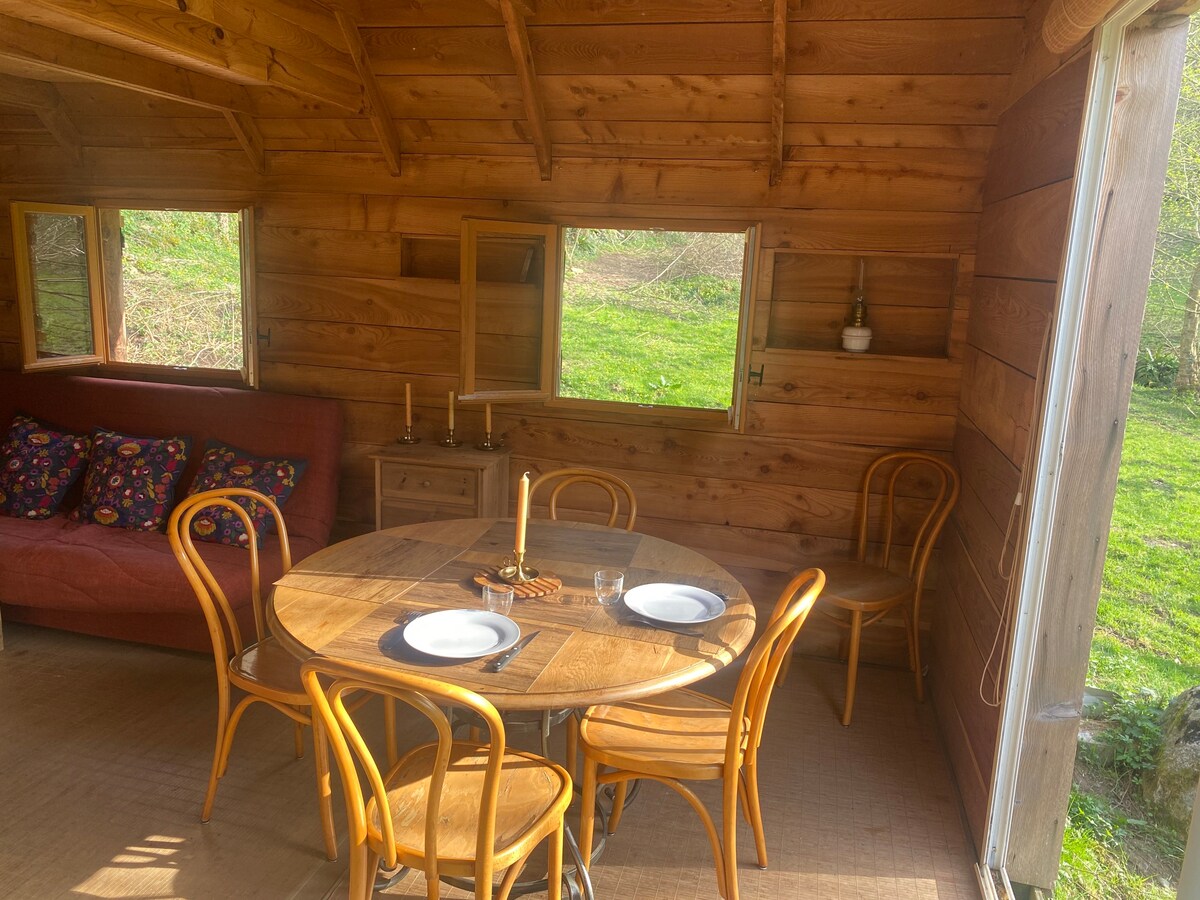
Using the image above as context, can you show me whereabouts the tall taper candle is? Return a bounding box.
[447,390,455,430]
[404,383,413,428]
[485,402,493,434]
[514,471,530,554]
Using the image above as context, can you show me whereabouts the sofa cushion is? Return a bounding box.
[185,441,306,549]
[0,414,92,520]
[73,429,192,532]
[0,514,311,619]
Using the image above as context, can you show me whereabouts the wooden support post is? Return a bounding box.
[769,0,788,186]
[335,9,403,177]
[498,0,552,181]
[223,110,266,174]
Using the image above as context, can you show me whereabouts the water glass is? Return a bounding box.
[482,583,514,616]
[594,569,624,607]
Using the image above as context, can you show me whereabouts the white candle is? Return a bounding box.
[485,402,493,434]
[515,471,529,554]
[447,390,455,431]
[404,382,412,428]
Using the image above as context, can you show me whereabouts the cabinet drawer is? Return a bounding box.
[379,463,478,506]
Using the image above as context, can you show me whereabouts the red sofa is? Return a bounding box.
[0,372,342,652]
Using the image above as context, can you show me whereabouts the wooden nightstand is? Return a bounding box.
[371,444,510,530]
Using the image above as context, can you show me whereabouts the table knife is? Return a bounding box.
[487,631,540,672]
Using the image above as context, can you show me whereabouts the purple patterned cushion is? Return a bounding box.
[73,429,191,532]
[0,415,93,519]
[185,441,306,548]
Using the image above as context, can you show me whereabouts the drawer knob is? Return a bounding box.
[421,479,431,488]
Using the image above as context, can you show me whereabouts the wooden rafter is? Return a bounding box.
[497,0,552,181]
[0,72,82,162]
[10,0,364,112]
[150,0,352,80]
[223,110,265,174]
[0,13,255,112]
[769,0,788,187]
[335,9,403,176]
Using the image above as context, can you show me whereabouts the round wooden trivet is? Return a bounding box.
[473,568,562,599]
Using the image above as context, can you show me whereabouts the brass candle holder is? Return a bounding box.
[476,431,501,451]
[497,549,540,584]
[439,427,462,448]
[398,425,421,444]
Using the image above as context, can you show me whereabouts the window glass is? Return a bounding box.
[24,210,97,360]
[559,228,747,410]
[105,209,244,370]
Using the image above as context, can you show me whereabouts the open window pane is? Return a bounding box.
[559,228,747,410]
[102,209,245,370]
[19,209,100,363]
[460,219,558,400]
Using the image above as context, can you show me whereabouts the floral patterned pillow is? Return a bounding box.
[0,415,93,519]
[184,441,306,549]
[73,429,191,532]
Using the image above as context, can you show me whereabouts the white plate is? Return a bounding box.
[622,584,726,625]
[403,609,521,659]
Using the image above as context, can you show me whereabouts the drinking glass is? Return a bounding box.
[482,583,514,616]
[594,569,624,606]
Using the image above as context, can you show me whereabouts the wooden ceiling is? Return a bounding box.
[0,0,1032,183]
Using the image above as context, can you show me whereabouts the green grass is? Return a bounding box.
[1088,386,1200,700]
[1057,386,1200,897]
[558,228,744,410]
[118,209,243,370]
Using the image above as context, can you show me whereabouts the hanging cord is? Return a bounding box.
[980,320,1056,708]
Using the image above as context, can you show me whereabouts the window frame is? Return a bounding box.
[10,199,258,387]
[459,216,761,431]
[11,201,108,373]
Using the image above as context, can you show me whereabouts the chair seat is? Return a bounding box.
[228,636,307,704]
[816,559,915,612]
[579,689,748,781]
[371,742,571,870]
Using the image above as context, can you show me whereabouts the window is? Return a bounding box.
[460,219,757,424]
[11,201,256,385]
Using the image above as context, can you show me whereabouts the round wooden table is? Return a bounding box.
[269,517,756,711]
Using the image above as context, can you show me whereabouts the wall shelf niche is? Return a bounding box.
[757,250,958,360]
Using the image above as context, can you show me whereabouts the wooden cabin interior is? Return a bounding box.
[0,0,1192,896]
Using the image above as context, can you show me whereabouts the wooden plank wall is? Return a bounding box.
[0,6,1030,666]
[930,0,1092,852]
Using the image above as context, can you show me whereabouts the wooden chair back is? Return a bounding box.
[168,488,291,665]
[855,451,960,593]
[300,657,511,893]
[529,466,638,530]
[728,568,825,767]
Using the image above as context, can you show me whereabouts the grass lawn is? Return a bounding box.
[1057,386,1200,898]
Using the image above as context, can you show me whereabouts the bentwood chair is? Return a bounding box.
[168,488,336,860]
[576,568,825,900]
[301,657,574,900]
[782,451,959,726]
[529,467,637,531]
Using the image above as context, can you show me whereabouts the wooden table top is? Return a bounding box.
[269,518,756,711]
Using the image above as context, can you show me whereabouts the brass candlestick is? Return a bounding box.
[476,431,501,451]
[439,427,462,448]
[497,549,539,584]
[398,425,421,444]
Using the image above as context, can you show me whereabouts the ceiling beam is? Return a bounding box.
[223,110,265,174]
[154,0,353,80]
[335,9,402,176]
[769,0,787,187]
[0,72,82,163]
[0,13,256,112]
[13,0,363,111]
[497,0,552,181]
